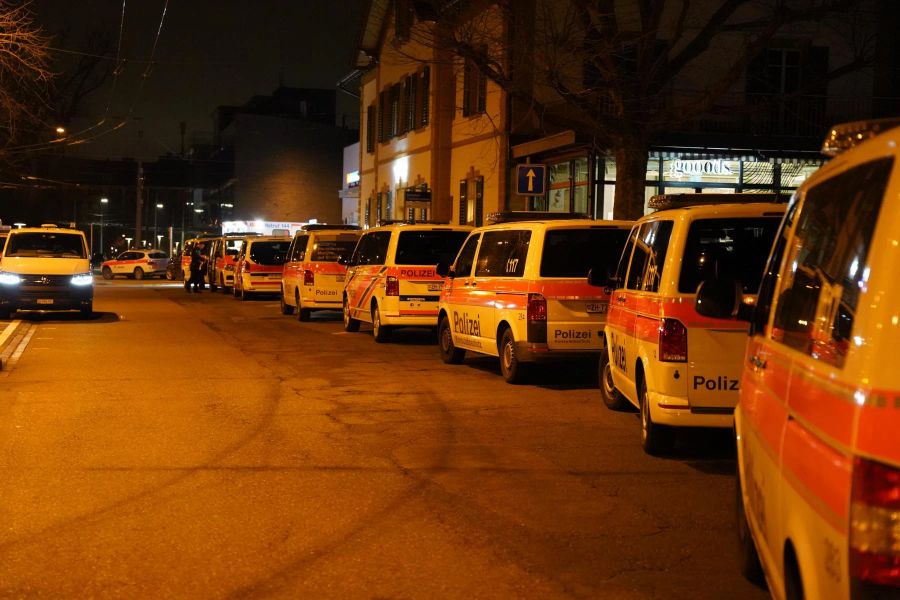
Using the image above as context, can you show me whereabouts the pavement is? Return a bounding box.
[0,279,769,599]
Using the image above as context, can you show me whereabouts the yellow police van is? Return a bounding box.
[695,119,900,599]
[602,195,785,454]
[436,212,632,383]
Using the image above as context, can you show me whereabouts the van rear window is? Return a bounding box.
[678,217,781,294]
[540,228,630,278]
[310,234,359,262]
[396,230,469,265]
[250,240,291,265]
[5,232,86,258]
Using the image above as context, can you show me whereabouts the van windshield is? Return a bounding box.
[5,232,86,258]
[250,240,291,265]
[310,234,359,262]
[396,230,469,265]
[678,217,782,294]
[540,228,630,278]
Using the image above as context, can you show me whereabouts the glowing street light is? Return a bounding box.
[153,203,164,248]
[55,126,66,135]
[99,197,109,258]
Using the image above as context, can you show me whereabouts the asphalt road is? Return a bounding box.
[0,279,769,599]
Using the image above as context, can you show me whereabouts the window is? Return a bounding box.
[395,0,412,41]
[389,84,401,138]
[772,157,893,367]
[420,66,430,127]
[751,196,799,336]
[290,235,309,261]
[366,104,375,153]
[540,228,630,278]
[614,227,637,287]
[462,57,486,117]
[149,252,167,259]
[453,234,480,277]
[396,230,469,265]
[475,230,531,277]
[746,46,828,136]
[249,240,290,265]
[626,221,673,292]
[406,75,417,132]
[678,217,782,294]
[377,90,386,143]
[310,234,358,262]
[351,231,391,265]
[6,232,86,258]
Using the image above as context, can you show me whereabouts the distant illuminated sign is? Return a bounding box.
[346,171,360,187]
[222,220,308,236]
[668,159,734,177]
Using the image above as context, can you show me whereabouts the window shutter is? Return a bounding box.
[458,180,468,225]
[462,60,472,117]
[398,80,407,136]
[377,90,386,143]
[406,75,416,131]
[366,104,375,153]
[420,67,430,126]
[475,176,484,226]
[477,69,487,114]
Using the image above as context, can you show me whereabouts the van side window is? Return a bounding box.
[475,230,531,277]
[614,228,637,289]
[352,231,392,266]
[626,221,673,292]
[454,234,480,277]
[291,235,309,261]
[751,196,799,336]
[772,157,893,367]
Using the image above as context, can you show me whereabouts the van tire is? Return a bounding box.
[0,307,10,320]
[372,304,390,343]
[599,350,628,410]
[639,377,675,455]
[101,267,113,280]
[499,327,526,384]
[80,302,93,318]
[209,276,217,292]
[240,286,249,301]
[133,267,144,280]
[343,297,360,332]
[736,464,766,585]
[280,288,294,315]
[439,314,465,364]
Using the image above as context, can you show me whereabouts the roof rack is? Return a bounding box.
[302,224,361,231]
[647,193,788,211]
[821,117,900,157]
[377,219,451,226]
[486,211,589,225]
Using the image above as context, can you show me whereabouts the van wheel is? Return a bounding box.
[240,286,248,301]
[101,267,113,280]
[343,297,359,332]
[209,276,217,292]
[599,350,628,410]
[439,314,465,364]
[639,377,675,455]
[499,328,527,384]
[372,304,391,343]
[0,307,10,320]
[736,464,766,585]
[280,288,295,315]
[80,302,93,318]
[133,267,144,280]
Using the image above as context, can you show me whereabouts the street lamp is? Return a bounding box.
[154,203,164,249]
[99,197,108,258]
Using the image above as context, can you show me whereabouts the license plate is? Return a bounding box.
[586,303,608,314]
[427,282,443,292]
[36,299,53,305]
[268,275,281,280]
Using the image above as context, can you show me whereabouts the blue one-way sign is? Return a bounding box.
[516,164,546,196]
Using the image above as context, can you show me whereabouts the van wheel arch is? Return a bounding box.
[784,540,804,600]
[495,321,512,354]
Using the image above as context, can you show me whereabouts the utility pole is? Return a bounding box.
[135,160,144,248]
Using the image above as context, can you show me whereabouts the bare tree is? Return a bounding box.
[49,27,116,128]
[410,0,874,219]
[0,1,52,150]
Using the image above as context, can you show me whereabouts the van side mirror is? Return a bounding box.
[587,267,616,290]
[695,278,745,320]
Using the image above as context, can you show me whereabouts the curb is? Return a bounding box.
[0,320,27,370]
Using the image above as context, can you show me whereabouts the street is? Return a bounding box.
[0,280,767,599]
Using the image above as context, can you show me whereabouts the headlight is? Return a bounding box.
[71,273,93,286]
[0,272,22,285]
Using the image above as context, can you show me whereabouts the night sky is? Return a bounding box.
[33,0,366,161]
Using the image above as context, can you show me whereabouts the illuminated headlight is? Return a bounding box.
[0,272,22,285]
[70,273,94,286]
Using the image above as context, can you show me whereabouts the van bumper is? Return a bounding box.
[516,342,602,363]
[0,285,93,311]
[647,390,734,428]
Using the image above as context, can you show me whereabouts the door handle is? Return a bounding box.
[471,282,477,287]
[616,295,626,303]
[749,355,767,370]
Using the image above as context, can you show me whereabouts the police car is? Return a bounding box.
[695,119,900,599]
[341,221,471,342]
[100,249,169,280]
[281,224,361,320]
[436,212,632,383]
[601,194,785,454]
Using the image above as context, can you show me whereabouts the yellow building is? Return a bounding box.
[354,1,507,227]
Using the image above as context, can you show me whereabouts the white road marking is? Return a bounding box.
[0,320,22,348]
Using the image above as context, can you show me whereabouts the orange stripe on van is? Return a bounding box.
[857,403,900,466]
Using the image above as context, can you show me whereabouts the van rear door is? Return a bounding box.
[394,229,469,316]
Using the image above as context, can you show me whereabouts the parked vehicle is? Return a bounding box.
[601,194,785,454]
[233,236,291,300]
[437,212,631,383]
[697,119,900,599]
[208,233,258,292]
[100,250,169,280]
[180,237,216,291]
[341,222,471,342]
[281,224,361,320]
[0,224,93,318]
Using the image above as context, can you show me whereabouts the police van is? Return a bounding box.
[436,212,632,383]
[207,233,257,292]
[694,119,900,599]
[341,222,471,342]
[233,236,291,300]
[601,195,785,454]
[281,224,361,320]
[180,236,216,291]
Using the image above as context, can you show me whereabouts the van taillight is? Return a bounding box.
[659,318,687,362]
[303,270,315,286]
[850,456,900,587]
[527,293,547,322]
[386,276,399,296]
